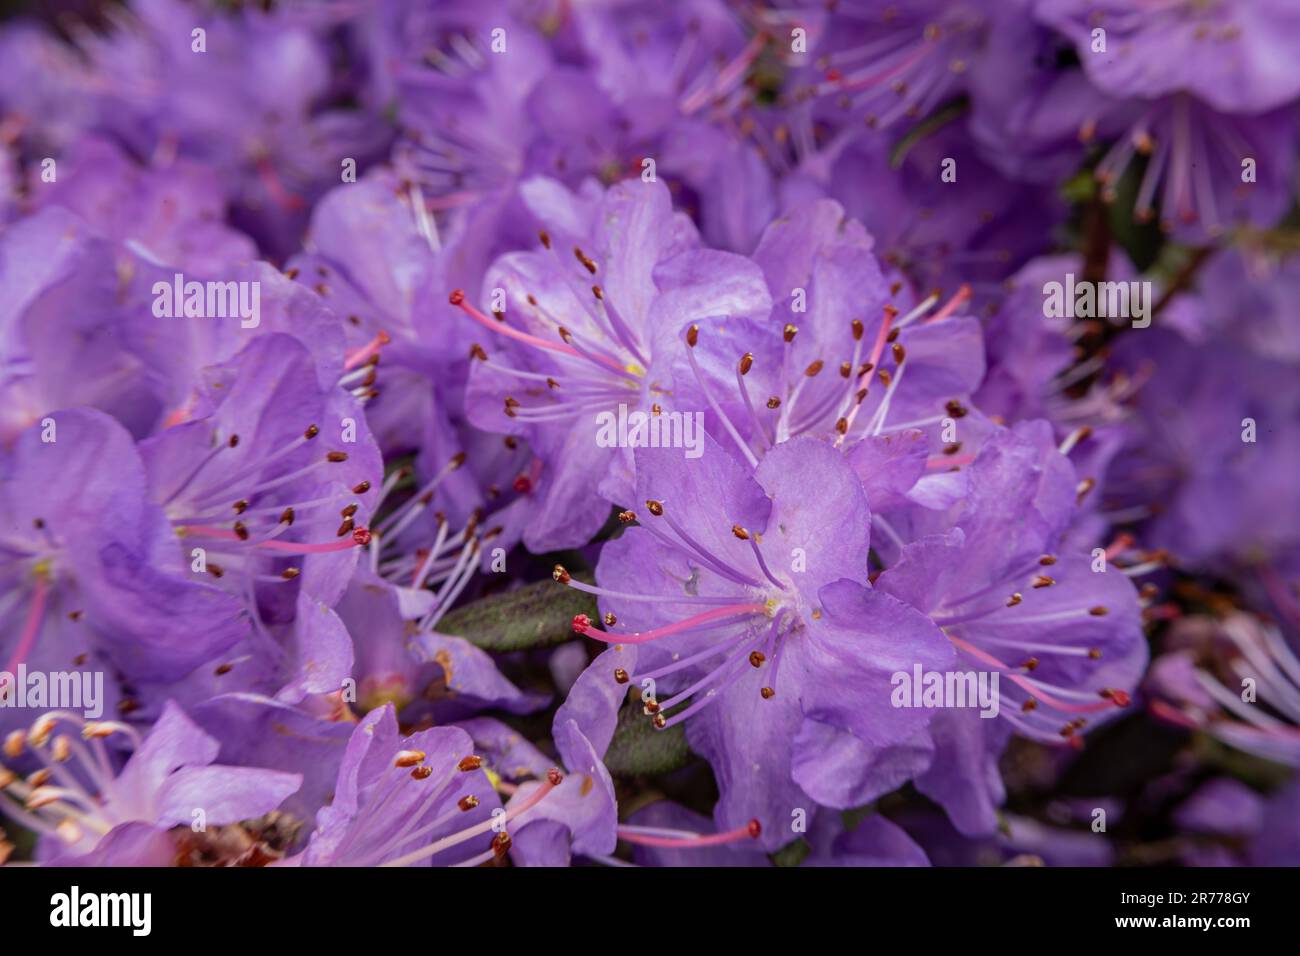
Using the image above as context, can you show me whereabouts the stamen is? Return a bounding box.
[1,571,49,678]
[557,573,743,606]
[580,603,767,646]
[617,818,761,848]
[343,330,392,371]
[683,325,759,468]
[178,525,371,553]
[449,290,631,377]
[378,768,562,867]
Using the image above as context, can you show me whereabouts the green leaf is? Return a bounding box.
[436,576,596,652]
[1103,158,1165,271]
[1060,168,1097,205]
[771,838,810,868]
[603,696,691,777]
[841,803,876,832]
[889,96,969,170]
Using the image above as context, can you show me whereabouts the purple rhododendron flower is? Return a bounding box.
[1,408,247,726]
[562,435,954,845]
[875,421,1147,832]
[1035,0,1300,113]
[456,176,768,550]
[1,0,1298,886]
[1,701,299,866]
[284,703,554,867]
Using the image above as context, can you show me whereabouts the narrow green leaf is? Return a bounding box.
[436,576,595,652]
[603,697,691,776]
[771,838,811,867]
[889,96,969,169]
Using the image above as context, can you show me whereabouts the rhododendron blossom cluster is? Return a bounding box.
[0,0,1297,873]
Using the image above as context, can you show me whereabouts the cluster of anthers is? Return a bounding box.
[928,550,1134,747]
[0,712,145,859]
[166,422,375,586]
[1153,611,1300,767]
[450,233,658,430]
[356,753,562,868]
[680,284,973,470]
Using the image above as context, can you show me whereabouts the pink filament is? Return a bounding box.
[344,330,391,371]
[618,819,760,848]
[948,634,1122,715]
[586,603,767,646]
[926,454,976,469]
[450,291,628,375]
[2,573,49,678]
[183,525,369,554]
[923,284,972,325]
[255,158,306,213]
